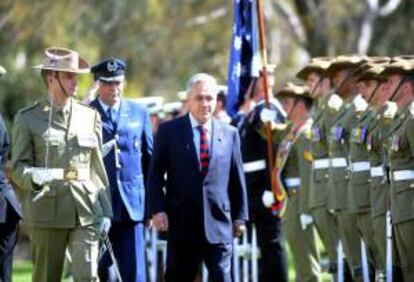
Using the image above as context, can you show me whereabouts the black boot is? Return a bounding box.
[392,266,404,282]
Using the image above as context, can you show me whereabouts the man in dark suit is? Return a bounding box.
[90,58,153,282]
[148,73,249,282]
[0,65,22,282]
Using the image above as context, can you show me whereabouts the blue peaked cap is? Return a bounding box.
[91,58,126,82]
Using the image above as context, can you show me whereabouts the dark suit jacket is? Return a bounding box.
[0,114,22,223]
[90,98,153,222]
[148,114,248,244]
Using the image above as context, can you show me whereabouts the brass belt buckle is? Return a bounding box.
[64,166,78,181]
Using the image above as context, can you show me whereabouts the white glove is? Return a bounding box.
[262,190,275,208]
[300,213,314,230]
[32,168,58,186]
[327,94,343,111]
[354,94,368,112]
[100,217,112,234]
[102,139,116,157]
[383,101,398,119]
[260,108,277,123]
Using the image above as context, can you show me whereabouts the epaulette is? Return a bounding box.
[327,94,343,112]
[353,94,368,113]
[17,101,39,115]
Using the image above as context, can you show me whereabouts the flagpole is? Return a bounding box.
[256,0,279,201]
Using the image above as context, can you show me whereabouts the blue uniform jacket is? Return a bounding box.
[90,98,153,222]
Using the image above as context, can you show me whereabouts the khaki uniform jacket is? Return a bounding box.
[387,102,414,224]
[327,95,362,211]
[367,108,392,219]
[309,99,334,210]
[348,108,377,213]
[11,98,112,228]
[279,119,313,218]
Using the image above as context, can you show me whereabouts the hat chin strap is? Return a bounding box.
[389,77,406,102]
[55,72,70,98]
[337,68,359,95]
[287,99,299,120]
[366,82,381,104]
[310,77,324,97]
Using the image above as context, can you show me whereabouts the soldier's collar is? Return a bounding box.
[42,96,71,112]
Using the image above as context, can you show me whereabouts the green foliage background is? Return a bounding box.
[0,0,413,126]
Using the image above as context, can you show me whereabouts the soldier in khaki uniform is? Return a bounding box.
[325,55,369,281]
[11,47,112,282]
[382,59,414,281]
[361,61,406,280]
[275,83,321,282]
[347,59,391,281]
[297,57,341,279]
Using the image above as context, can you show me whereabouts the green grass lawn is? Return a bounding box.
[12,261,32,282]
[12,260,71,282]
[13,247,333,281]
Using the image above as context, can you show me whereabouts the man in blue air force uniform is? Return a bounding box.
[90,58,153,282]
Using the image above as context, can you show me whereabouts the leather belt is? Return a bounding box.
[243,159,266,173]
[393,170,414,181]
[313,159,330,169]
[350,161,370,172]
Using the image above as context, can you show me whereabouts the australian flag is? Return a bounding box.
[226,0,261,117]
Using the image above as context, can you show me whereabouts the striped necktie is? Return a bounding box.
[197,125,210,177]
